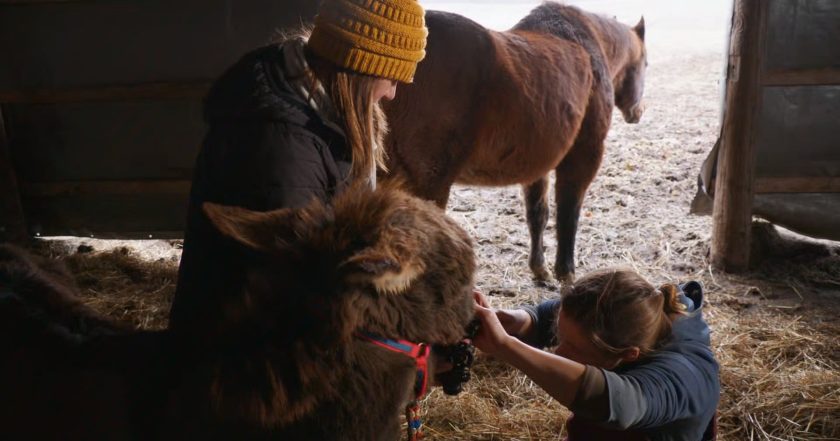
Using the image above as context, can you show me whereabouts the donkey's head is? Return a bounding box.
[200,185,476,428]
[615,16,647,124]
[203,183,476,354]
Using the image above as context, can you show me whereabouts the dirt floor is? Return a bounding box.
[32,4,840,440]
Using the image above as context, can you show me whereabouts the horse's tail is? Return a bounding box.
[513,3,612,96]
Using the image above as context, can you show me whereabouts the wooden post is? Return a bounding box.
[0,106,29,243]
[711,0,766,272]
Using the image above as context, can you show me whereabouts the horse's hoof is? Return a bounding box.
[555,272,575,287]
[531,266,552,283]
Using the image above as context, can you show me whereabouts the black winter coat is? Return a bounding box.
[169,44,351,336]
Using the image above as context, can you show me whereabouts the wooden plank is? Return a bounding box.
[0,0,88,4]
[0,1,319,92]
[711,0,767,272]
[0,81,211,104]
[0,106,29,242]
[25,193,188,238]
[755,177,840,194]
[763,68,840,87]
[21,180,192,197]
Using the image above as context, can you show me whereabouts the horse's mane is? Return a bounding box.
[513,2,638,95]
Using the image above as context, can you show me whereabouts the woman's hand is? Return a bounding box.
[473,292,588,408]
[472,291,513,356]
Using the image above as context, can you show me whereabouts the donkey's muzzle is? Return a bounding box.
[433,319,481,395]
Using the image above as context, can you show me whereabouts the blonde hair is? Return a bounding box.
[305,50,390,185]
[270,27,391,186]
[560,268,687,357]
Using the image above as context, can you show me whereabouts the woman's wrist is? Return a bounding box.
[495,333,526,362]
[496,336,588,407]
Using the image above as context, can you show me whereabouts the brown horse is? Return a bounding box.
[384,3,647,282]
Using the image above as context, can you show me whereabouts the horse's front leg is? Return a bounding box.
[523,176,551,282]
[553,85,611,285]
[553,136,607,285]
[553,181,583,285]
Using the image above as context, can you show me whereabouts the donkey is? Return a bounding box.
[384,3,647,283]
[0,185,476,440]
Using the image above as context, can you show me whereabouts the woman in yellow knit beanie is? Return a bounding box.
[170,1,428,335]
[305,0,428,185]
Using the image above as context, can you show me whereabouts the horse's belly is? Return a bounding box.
[457,137,571,186]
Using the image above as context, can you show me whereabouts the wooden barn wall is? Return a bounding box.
[0,0,317,90]
[751,0,840,240]
[0,0,319,238]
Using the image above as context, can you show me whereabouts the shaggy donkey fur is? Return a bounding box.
[0,185,476,441]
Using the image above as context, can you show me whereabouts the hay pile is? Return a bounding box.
[24,51,840,440]
[714,308,840,440]
[33,240,176,330]
[33,220,840,441]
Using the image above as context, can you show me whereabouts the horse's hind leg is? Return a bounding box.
[523,176,551,281]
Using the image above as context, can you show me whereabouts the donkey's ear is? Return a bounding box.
[633,16,645,41]
[203,203,295,253]
[342,247,425,295]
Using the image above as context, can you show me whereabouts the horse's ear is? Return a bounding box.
[342,245,425,295]
[633,16,645,41]
[203,203,296,253]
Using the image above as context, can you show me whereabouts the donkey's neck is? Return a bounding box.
[201,336,345,425]
[202,338,412,439]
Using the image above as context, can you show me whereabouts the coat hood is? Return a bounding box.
[203,42,339,134]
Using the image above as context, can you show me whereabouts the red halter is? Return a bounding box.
[355,331,430,399]
[355,331,430,440]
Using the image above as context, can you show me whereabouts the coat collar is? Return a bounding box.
[203,42,347,142]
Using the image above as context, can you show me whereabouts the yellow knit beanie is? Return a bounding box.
[307,0,428,83]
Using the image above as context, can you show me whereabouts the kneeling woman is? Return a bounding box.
[473,269,720,441]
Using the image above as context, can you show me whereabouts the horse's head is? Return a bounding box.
[615,16,647,124]
[202,183,476,350]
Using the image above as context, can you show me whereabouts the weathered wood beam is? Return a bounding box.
[0,82,211,104]
[0,107,29,243]
[20,180,192,197]
[711,0,767,272]
[0,0,91,4]
[763,67,840,87]
[754,177,840,194]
